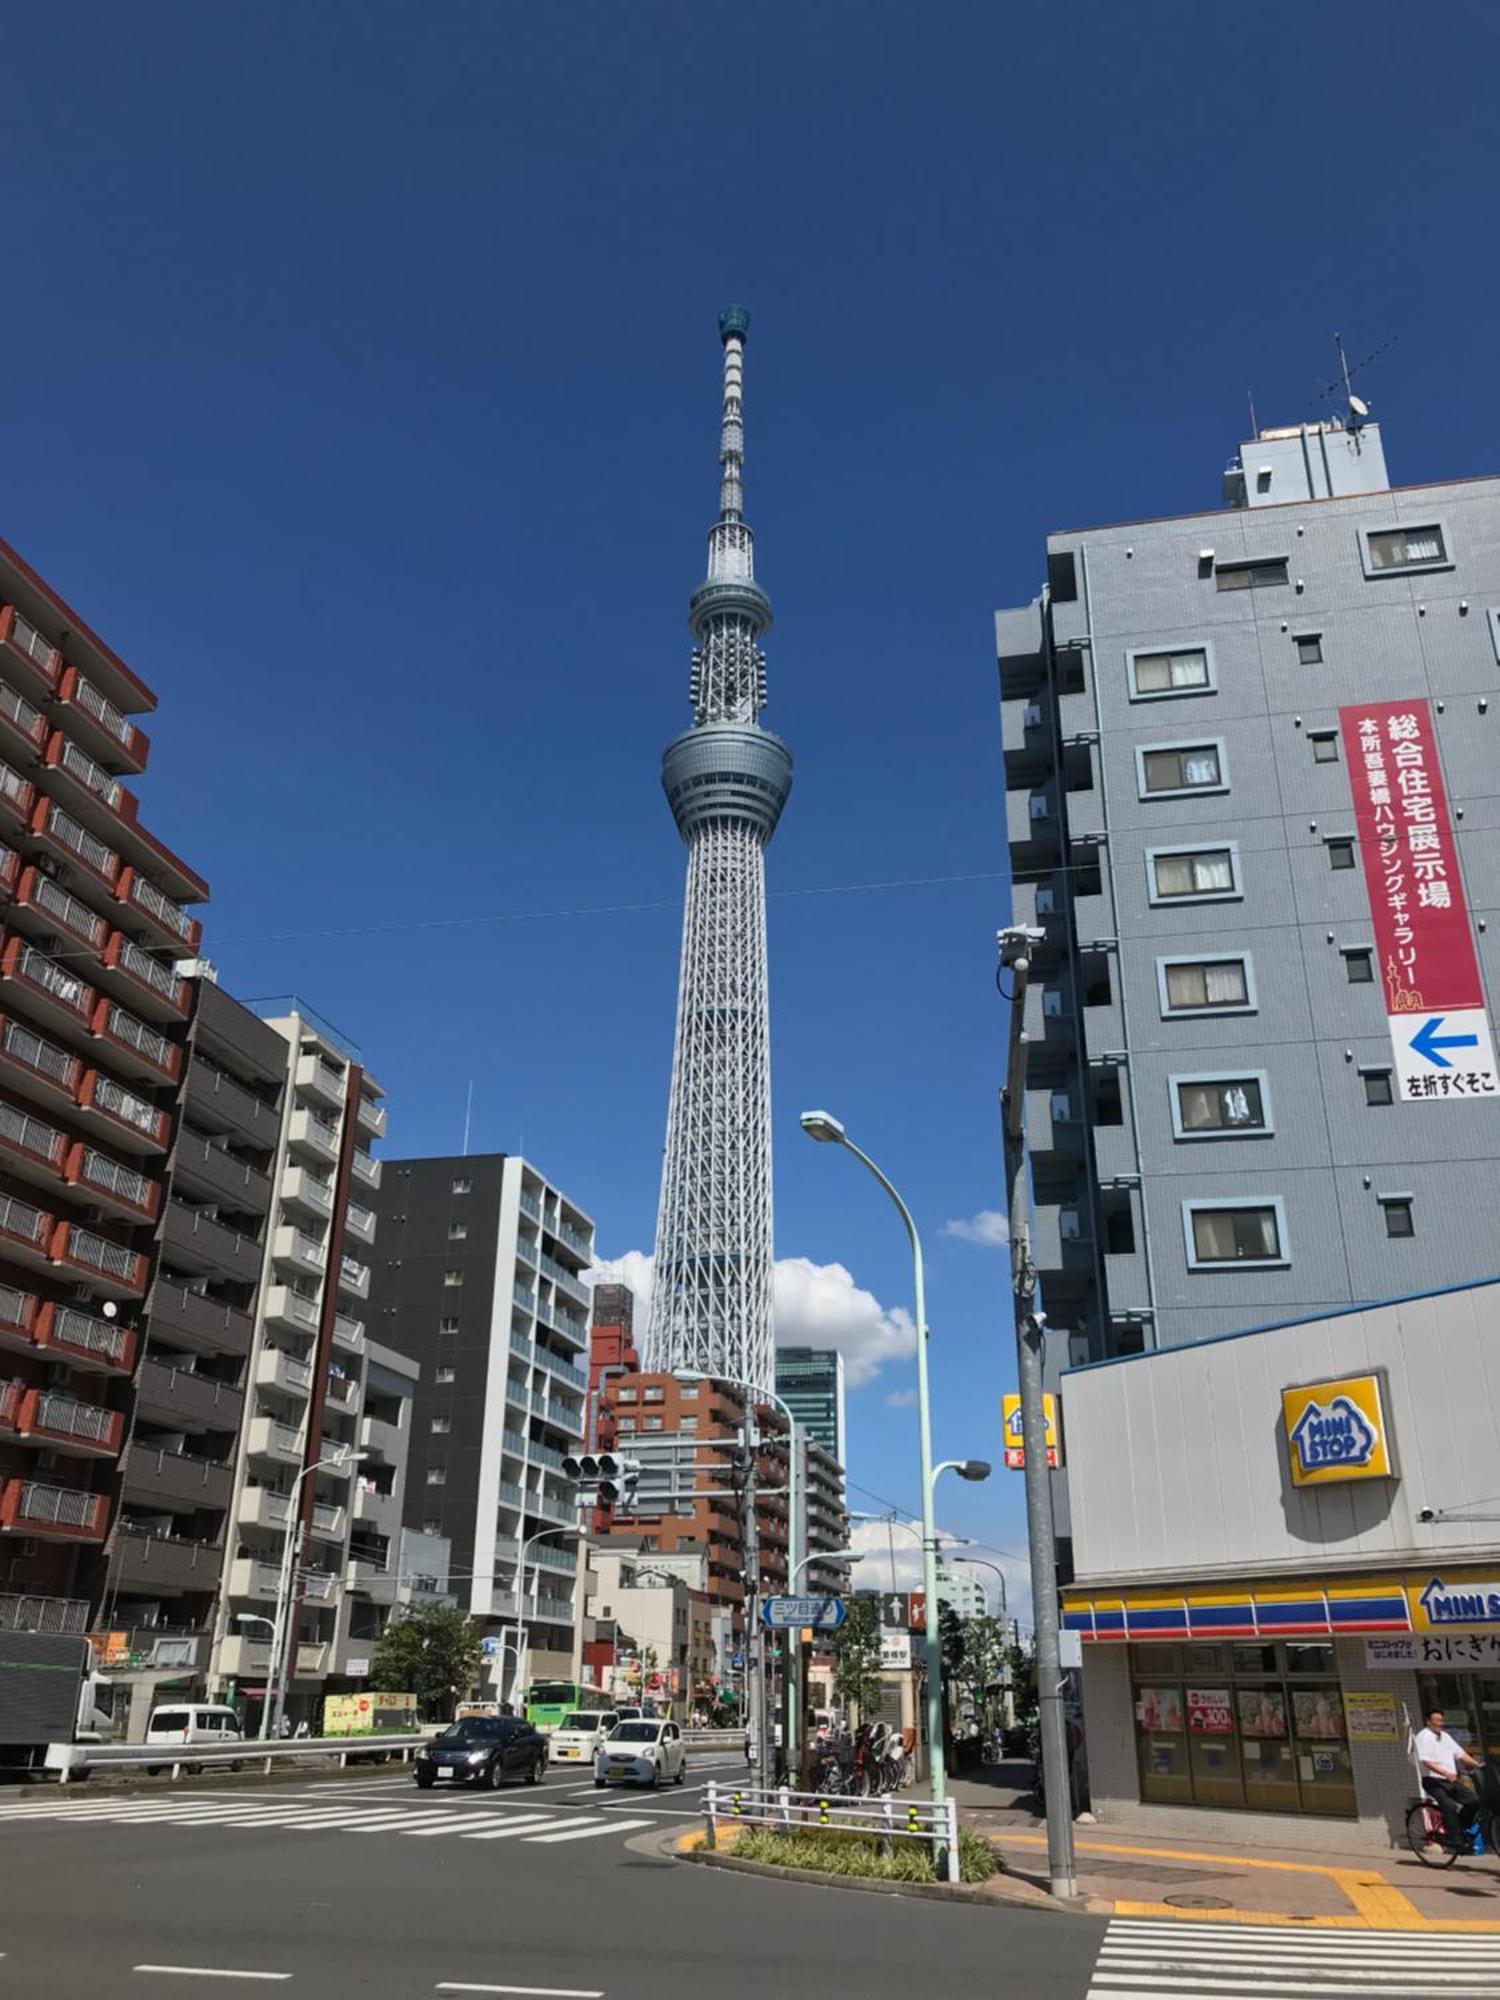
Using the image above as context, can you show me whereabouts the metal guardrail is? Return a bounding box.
[704,1781,960,1883]
[45,1734,425,1784]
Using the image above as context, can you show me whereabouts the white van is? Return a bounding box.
[548,1708,618,1766]
[145,1704,244,1751]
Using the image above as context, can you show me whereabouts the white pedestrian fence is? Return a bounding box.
[45,1735,424,1784]
[703,1780,960,1883]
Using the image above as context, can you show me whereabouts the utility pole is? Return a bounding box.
[998,923,1077,1899]
[739,1418,767,1770]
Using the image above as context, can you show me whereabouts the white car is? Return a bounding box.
[548,1709,618,1766]
[594,1718,687,1789]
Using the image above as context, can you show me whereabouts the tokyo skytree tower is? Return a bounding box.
[646,307,793,1391]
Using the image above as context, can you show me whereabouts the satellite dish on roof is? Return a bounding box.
[1349,394,1370,419]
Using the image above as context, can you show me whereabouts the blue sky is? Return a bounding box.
[3,1,1495,1604]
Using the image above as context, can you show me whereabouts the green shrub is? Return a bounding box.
[727,1823,999,1886]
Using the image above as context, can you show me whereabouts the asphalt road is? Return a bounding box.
[0,1761,1106,1997]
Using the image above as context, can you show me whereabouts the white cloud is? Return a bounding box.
[585,1250,916,1388]
[940,1210,1009,1248]
[845,1518,1032,1624]
[884,1387,918,1409]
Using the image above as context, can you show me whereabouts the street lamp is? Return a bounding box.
[679,1369,804,1771]
[800,1109,950,1817]
[264,1447,369,1740]
[932,1458,991,1488]
[511,1525,580,1707]
[951,1555,1008,1625]
[790,1548,857,1589]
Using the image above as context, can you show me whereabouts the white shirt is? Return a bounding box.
[1416,1727,1468,1778]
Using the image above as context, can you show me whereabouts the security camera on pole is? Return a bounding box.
[998,923,1078,1899]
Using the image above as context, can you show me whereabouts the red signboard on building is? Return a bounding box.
[1339,698,1497,1103]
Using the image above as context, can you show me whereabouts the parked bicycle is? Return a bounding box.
[1406,1761,1500,1871]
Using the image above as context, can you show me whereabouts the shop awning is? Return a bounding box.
[1063,1574,1440,1643]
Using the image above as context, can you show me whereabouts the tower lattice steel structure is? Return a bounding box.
[646,307,793,1390]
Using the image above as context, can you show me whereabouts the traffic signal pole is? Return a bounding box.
[998,924,1078,1899]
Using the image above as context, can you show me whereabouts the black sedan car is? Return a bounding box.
[414,1717,548,1789]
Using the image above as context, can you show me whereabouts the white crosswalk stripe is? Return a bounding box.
[0,1793,656,1853]
[1088,1919,1500,1997]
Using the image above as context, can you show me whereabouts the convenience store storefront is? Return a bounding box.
[1056,1281,1500,1852]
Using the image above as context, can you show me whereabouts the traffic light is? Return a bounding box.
[561,1451,641,1508]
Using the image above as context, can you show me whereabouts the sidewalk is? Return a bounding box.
[949,1764,1500,1933]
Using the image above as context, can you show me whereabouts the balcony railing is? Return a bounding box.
[57,738,124,809]
[0,1099,66,1168]
[0,1380,16,1427]
[62,1226,140,1282]
[519,1190,541,1223]
[552,1218,592,1262]
[3,1480,107,1534]
[113,937,183,1007]
[48,1305,132,1368]
[539,1251,590,1306]
[127,871,195,943]
[8,614,56,675]
[339,1255,369,1292]
[350,1148,379,1185]
[0,680,46,747]
[28,1392,121,1449]
[13,940,92,1018]
[0,1190,48,1247]
[346,1200,376,1236]
[0,1591,89,1633]
[3,1018,80,1090]
[0,842,17,894]
[26,874,106,947]
[102,1003,175,1074]
[513,1282,537,1312]
[0,761,31,816]
[75,1146,154,1210]
[88,1071,166,1140]
[70,673,134,748]
[44,804,119,883]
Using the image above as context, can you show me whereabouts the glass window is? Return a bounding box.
[643,1386,665,1403]
[435,1367,455,1385]
[679,1385,699,1400]
[1232,1645,1277,1675]
[1131,648,1211,697]
[1188,1203,1284,1265]
[430,1416,450,1434]
[1368,525,1447,570]
[642,1415,663,1431]
[443,1270,463,1287]
[1286,1645,1334,1674]
[1151,847,1237,901]
[1142,745,1223,794]
[617,1387,638,1403]
[1344,950,1374,984]
[1216,558,1289,590]
[680,1414,699,1430]
[1132,1645,1181,1676]
[448,1222,467,1240]
[426,1468,446,1485]
[1310,733,1339,764]
[1383,1198,1415,1238]
[440,1317,460,1335]
[1364,1070,1394,1106]
[451,1178,471,1194]
[1175,1077,1266,1135]
[1296,634,1323,665]
[1328,839,1356,871]
[1163,958,1251,1013]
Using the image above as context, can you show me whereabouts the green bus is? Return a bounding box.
[524,1680,610,1732]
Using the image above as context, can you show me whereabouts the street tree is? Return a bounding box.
[371,1604,483,1721]
[831,1594,883,1718]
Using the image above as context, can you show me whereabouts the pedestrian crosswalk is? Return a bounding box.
[0,1793,655,1852]
[1088,1919,1500,1996]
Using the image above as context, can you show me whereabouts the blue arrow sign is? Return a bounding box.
[1410,1016,1480,1069]
[761,1595,847,1632]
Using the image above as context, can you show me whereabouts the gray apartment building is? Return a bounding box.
[368,1154,594,1687]
[775,1347,845,1464]
[997,415,1500,1364]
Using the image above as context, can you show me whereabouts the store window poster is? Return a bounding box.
[1136,1687,1183,1732]
[1293,1689,1344,1739]
[1237,1688,1288,1738]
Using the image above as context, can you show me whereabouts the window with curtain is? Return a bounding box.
[1163,959,1250,1011]
[1190,1204,1283,1263]
[1215,559,1288,591]
[1367,526,1447,570]
[1176,1078,1266,1134]
[1152,848,1236,899]
[1131,649,1210,695]
[1142,745,1222,794]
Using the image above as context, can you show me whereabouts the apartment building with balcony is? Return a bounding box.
[207,999,386,1731]
[87,977,286,1731]
[0,543,211,1684]
[332,1338,421,1685]
[367,1154,594,1685]
[996,415,1500,1371]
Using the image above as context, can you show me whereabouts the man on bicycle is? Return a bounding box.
[1416,1708,1482,1848]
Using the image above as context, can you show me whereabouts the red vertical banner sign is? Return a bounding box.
[1339,698,1497,1102]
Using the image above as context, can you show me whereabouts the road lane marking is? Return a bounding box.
[132,1969,290,1982]
[434,1986,603,1997]
[458,1816,577,1840]
[524,1817,654,1844]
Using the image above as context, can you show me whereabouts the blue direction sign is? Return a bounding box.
[761,1595,847,1632]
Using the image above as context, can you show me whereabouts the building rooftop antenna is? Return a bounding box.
[1317,331,1399,436]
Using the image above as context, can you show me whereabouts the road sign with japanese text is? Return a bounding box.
[1341,699,1497,1104]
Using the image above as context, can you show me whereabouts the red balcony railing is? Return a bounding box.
[0,1284,38,1351]
[0,607,60,696]
[90,1000,181,1084]
[2,935,97,1029]
[0,1097,68,1174]
[0,1478,108,1541]
[76,1068,170,1149]
[0,761,35,832]
[50,1221,146,1296]
[54,666,148,774]
[43,733,126,815]
[15,1388,123,1456]
[35,1301,135,1374]
[65,1141,159,1220]
[0,1189,51,1261]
